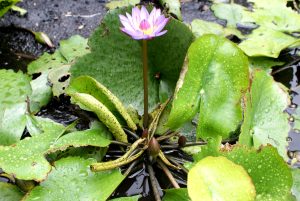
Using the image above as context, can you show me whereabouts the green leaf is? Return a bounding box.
[249,57,285,71]
[29,71,52,113]
[193,136,222,162]
[191,19,243,39]
[109,195,140,201]
[292,168,300,200]
[163,188,190,201]
[223,146,293,201]
[159,0,182,20]
[0,118,65,181]
[187,156,256,201]
[23,157,125,201]
[10,5,27,16]
[167,34,249,140]
[105,0,139,10]
[0,0,20,17]
[0,69,32,145]
[239,28,300,58]
[33,32,54,48]
[71,7,193,114]
[48,65,71,97]
[59,35,90,63]
[67,76,137,131]
[0,182,23,201]
[47,128,111,153]
[239,70,290,160]
[70,93,128,143]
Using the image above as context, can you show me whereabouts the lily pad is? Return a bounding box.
[23,157,125,201]
[71,7,193,114]
[163,188,190,201]
[187,156,256,201]
[159,0,182,20]
[239,28,300,58]
[239,70,290,160]
[48,65,71,97]
[0,118,65,181]
[106,0,139,10]
[191,19,243,39]
[48,128,111,153]
[0,182,23,201]
[0,69,32,145]
[292,168,300,200]
[110,195,140,201]
[167,34,249,140]
[223,146,293,201]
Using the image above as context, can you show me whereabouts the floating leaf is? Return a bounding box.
[0,0,20,17]
[187,156,256,201]
[167,34,249,140]
[191,19,243,39]
[110,195,140,201]
[70,93,128,143]
[48,65,71,97]
[292,168,300,200]
[23,157,125,201]
[48,128,111,153]
[0,69,32,145]
[67,76,137,131]
[0,118,65,181]
[159,0,182,20]
[71,7,193,114]
[59,35,90,62]
[106,0,139,10]
[239,28,300,58]
[223,146,293,201]
[0,182,24,201]
[163,188,190,201]
[239,70,290,160]
[29,71,52,113]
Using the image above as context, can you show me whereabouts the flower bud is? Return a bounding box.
[178,136,186,147]
[148,137,160,157]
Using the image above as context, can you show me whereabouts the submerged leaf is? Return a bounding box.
[187,156,256,201]
[167,34,249,140]
[239,70,290,160]
[23,157,125,201]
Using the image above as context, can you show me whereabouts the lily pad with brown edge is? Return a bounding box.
[0,182,24,201]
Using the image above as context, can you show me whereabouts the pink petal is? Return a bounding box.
[155,30,167,37]
[119,15,136,33]
[140,6,149,20]
[139,19,151,30]
[154,17,169,33]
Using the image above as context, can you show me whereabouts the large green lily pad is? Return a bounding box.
[23,157,125,201]
[167,34,249,140]
[163,188,190,201]
[188,156,256,201]
[239,70,290,160]
[71,7,193,114]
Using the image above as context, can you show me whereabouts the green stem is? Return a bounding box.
[142,40,149,129]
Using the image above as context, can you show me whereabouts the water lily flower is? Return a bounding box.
[119,6,169,40]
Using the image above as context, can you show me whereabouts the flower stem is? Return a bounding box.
[142,39,149,129]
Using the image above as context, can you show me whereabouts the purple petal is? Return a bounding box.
[119,15,136,33]
[155,30,167,37]
[121,27,142,38]
[154,17,169,33]
[140,6,149,20]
